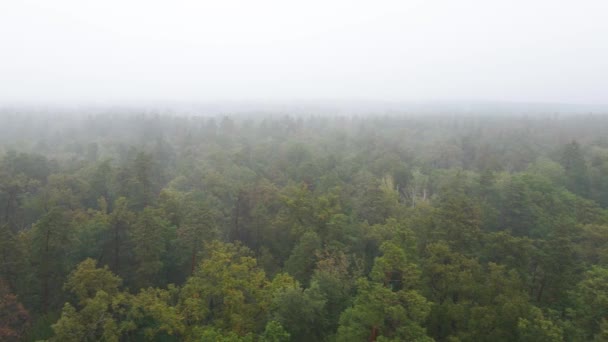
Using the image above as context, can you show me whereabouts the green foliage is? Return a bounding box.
[310,249,354,332]
[179,241,269,336]
[260,321,291,342]
[177,198,218,275]
[52,261,184,341]
[434,174,483,254]
[1,114,608,340]
[422,242,481,340]
[270,284,327,341]
[517,307,564,342]
[337,243,432,341]
[336,278,432,342]
[51,292,122,342]
[132,207,172,287]
[569,266,608,339]
[126,286,185,340]
[63,258,121,305]
[284,231,321,285]
[106,197,136,280]
[31,207,74,311]
[560,140,590,197]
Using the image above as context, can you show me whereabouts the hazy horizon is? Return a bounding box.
[1,1,607,106]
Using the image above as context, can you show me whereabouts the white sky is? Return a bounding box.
[1,1,607,105]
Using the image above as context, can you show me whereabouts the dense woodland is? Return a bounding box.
[2,111,608,341]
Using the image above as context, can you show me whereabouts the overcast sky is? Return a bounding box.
[1,1,607,105]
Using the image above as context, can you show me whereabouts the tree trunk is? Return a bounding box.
[369,326,378,342]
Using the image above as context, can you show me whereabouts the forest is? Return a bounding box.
[1,111,608,341]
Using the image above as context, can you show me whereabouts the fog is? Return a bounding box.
[1,1,607,106]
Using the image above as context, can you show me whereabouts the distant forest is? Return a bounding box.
[2,112,608,341]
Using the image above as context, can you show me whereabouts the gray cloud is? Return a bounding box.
[1,0,607,105]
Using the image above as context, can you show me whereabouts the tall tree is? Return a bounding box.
[131,207,171,288]
[434,174,482,254]
[560,140,590,197]
[569,266,608,340]
[337,242,432,342]
[422,242,481,341]
[179,241,269,337]
[31,208,73,312]
[177,200,217,275]
[106,197,135,279]
[284,231,321,285]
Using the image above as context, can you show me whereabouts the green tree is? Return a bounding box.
[31,208,74,312]
[179,241,269,337]
[517,307,564,342]
[466,263,541,341]
[52,291,123,342]
[0,173,38,232]
[337,243,432,342]
[132,151,156,209]
[260,320,290,342]
[52,259,184,341]
[434,175,482,254]
[500,176,537,236]
[578,224,608,266]
[270,284,327,342]
[336,278,432,342]
[106,197,135,279]
[125,286,185,340]
[177,200,218,275]
[560,140,590,197]
[131,207,171,287]
[309,249,354,333]
[569,266,608,339]
[353,173,398,225]
[0,223,25,292]
[284,231,321,285]
[422,242,481,341]
[51,259,127,342]
[63,258,121,305]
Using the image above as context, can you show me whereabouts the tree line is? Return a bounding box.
[1,112,608,341]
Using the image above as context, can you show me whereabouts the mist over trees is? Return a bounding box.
[1,111,608,341]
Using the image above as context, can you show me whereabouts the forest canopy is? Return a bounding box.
[1,111,608,341]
